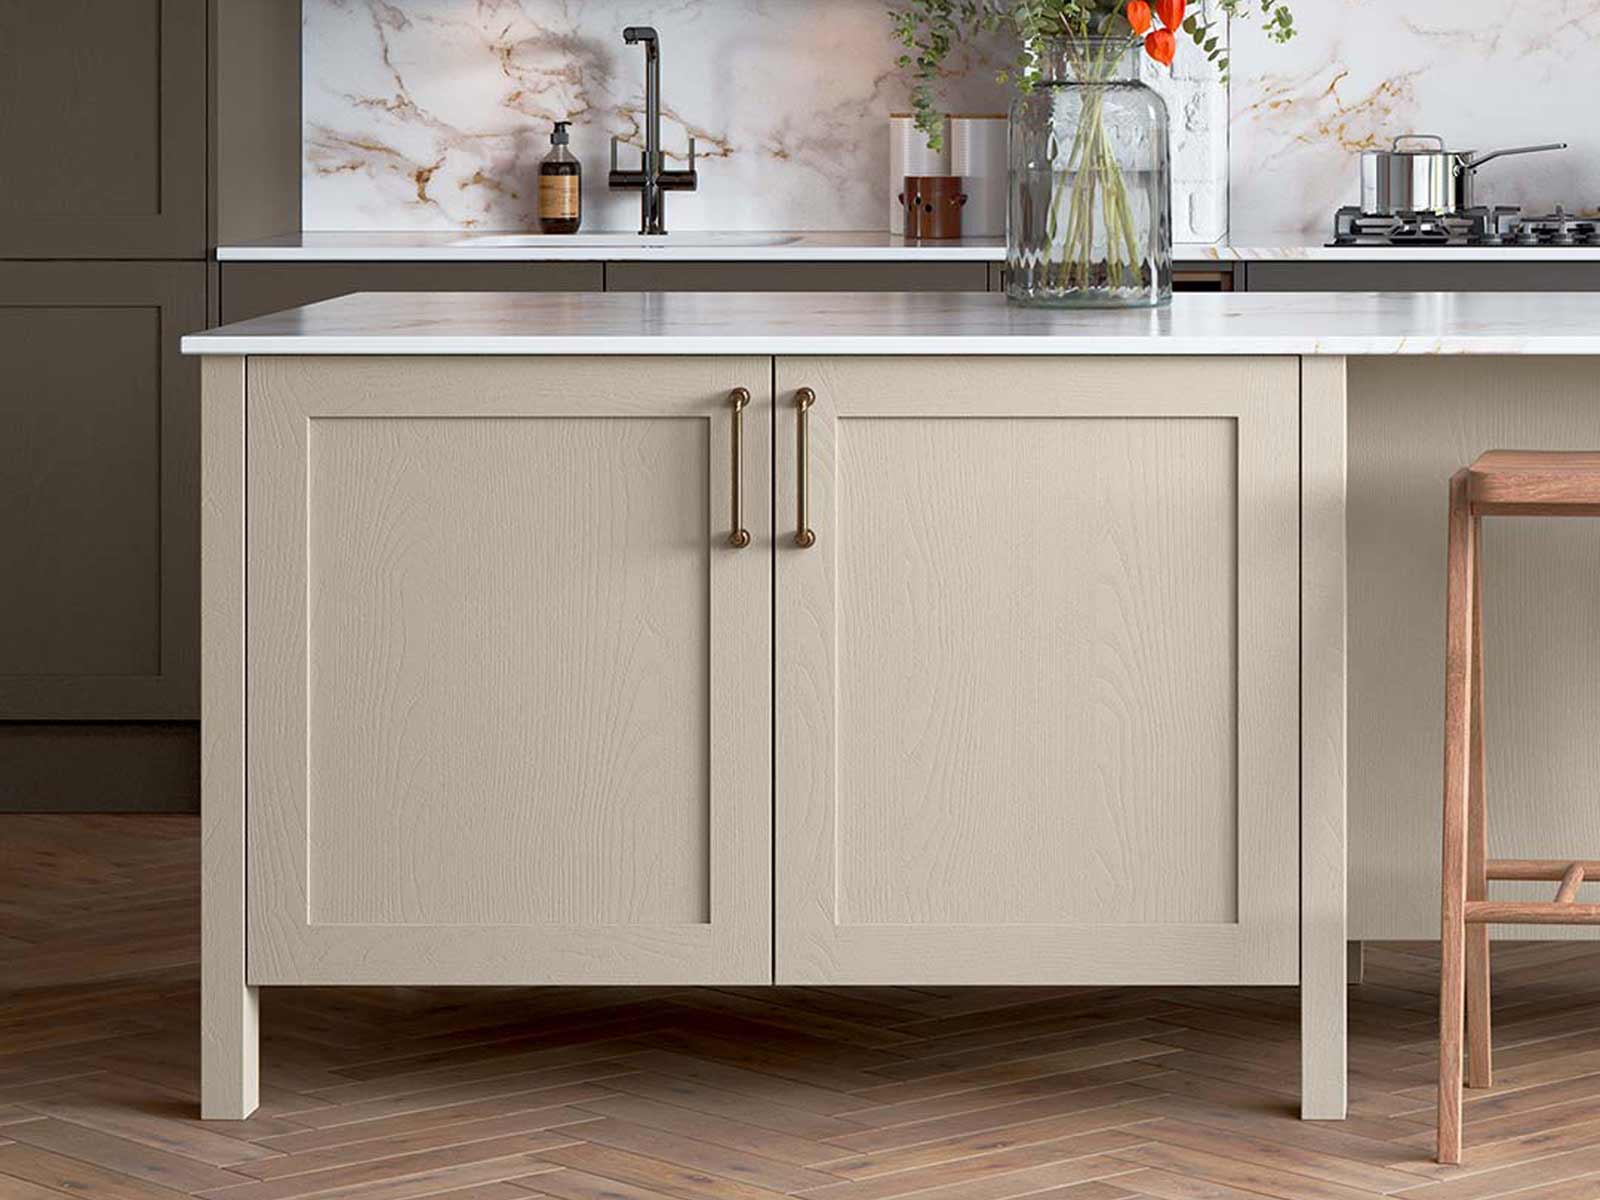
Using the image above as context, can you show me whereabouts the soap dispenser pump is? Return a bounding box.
[538,120,582,234]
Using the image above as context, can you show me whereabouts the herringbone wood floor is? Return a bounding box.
[7,818,1600,1199]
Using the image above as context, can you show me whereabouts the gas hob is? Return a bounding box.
[1330,205,1600,248]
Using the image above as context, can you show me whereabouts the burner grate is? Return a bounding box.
[1329,204,1600,248]
[1330,205,1514,247]
[1502,206,1600,247]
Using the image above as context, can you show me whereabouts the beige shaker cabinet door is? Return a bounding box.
[246,357,772,986]
[774,356,1301,985]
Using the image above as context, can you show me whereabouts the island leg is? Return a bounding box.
[200,358,259,1119]
[1301,357,1348,1120]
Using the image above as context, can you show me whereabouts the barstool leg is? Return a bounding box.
[1439,470,1474,1165]
[1465,515,1493,1089]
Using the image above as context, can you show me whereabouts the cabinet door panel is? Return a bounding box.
[0,0,207,258]
[776,356,1300,985]
[0,262,204,718]
[247,356,771,985]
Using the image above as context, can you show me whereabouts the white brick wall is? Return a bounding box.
[1146,6,1229,243]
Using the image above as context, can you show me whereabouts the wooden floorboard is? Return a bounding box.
[10,817,1600,1198]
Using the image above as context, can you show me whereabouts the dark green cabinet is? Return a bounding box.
[0,263,205,720]
[605,261,993,292]
[0,0,208,259]
[0,1,284,807]
[1242,262,1600,292]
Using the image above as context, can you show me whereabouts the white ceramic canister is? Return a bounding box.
[890,114,950,234]
[950,114,1007,238]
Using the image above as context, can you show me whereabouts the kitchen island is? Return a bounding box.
[182,290,1600,1124]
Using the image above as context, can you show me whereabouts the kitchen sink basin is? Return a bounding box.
[452,232,802,248]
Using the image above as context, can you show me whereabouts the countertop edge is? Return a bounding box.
[179,334,1593,357]
[180,291,1600,358]
[213,236,1600,264]
[214,245,1013,262]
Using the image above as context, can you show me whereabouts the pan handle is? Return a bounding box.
[1462,143,1568,171]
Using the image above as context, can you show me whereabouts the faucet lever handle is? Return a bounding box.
[610,135,620,173]
[686,136,696,171]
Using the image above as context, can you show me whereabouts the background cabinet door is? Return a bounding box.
[247,357,771,985]
[0,262,204,719]
[775,356,1301,985]
[605,262,992,293]
[0,0,207,259]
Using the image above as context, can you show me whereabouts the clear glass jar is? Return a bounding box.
[1008,39,1172,308]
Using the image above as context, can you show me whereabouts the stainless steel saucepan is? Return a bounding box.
[1360,134,1567,214]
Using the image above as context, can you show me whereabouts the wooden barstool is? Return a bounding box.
[1439,451,1600,1164]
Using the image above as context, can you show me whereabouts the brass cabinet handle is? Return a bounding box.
[728,388,751,548]
[795,388,817,549]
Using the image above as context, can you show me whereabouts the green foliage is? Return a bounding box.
[890,0,1294,150]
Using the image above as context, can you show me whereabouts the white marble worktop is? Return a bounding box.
[181,290,1600,357]
[216,230,1600,264]
[217,232,1010,262]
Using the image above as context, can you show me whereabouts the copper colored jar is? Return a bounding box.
[900,175,967,240]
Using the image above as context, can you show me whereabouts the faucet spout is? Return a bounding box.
[608,25,695,236]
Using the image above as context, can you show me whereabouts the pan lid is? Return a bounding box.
[1366,134,1469,158]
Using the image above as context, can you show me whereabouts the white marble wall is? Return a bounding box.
[308,1,1591,240]
[1229,0,1596,236]
[302,0,1228,239]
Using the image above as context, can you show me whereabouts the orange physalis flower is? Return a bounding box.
[1144,27,1176,64]
[1127,0,1153,34]
[1155,0,1186,29]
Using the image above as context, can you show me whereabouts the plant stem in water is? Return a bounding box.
[1040,39,1146,298]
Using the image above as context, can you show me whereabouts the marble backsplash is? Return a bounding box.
[303,0,1593,241]
[1228,0,1596,235]
[302,0,1227,239]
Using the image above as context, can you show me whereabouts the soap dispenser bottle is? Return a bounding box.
[538,120,582,234]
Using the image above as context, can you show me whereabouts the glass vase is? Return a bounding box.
[1007,38,1173,308]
